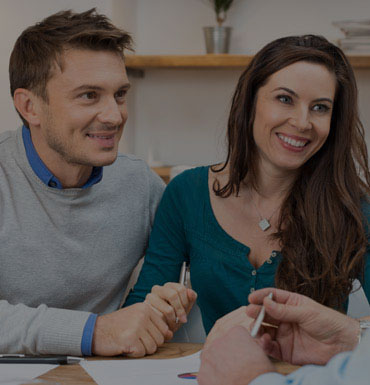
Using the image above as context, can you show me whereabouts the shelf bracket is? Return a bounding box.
[127,68,145,78]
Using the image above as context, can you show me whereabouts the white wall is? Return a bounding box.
[1,0,370,165]
[111,0,370,166]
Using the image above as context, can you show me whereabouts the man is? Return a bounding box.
[0,8,171,357]
[198,288,370,385]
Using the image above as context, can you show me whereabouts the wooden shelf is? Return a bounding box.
[125,54,370,70]
[125,54,253,69]
[347,55,370,68]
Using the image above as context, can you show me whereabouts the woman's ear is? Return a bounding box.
[13,88,43,127]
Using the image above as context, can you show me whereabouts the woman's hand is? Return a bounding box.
[145,282,197,333]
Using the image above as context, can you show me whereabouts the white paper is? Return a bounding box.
[0,364,58,385]
[80,351,201,385]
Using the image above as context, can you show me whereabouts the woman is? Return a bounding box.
[124,35,370,335]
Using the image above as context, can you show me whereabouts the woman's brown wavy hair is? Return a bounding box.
[212,35,370,310]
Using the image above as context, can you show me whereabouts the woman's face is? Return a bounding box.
[252,61,336,175]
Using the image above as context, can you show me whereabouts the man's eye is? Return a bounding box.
[312,104,330,113]
[277,95,292,104]
[115,90,127,99]
[81,92,97,100]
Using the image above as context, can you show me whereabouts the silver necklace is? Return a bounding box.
[249,195,280,231]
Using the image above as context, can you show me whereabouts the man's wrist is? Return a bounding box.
[345,318,370,350]
[249,365,277,385]
[91,315,103,355]
[244,360,277,385]
[357,319,370,345]
[248,371,284,385]
[340,317,363,351]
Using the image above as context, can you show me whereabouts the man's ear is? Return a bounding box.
[13,88,43,127]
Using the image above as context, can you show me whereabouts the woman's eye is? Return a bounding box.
[312,104,330,113]
[277,95,292,104]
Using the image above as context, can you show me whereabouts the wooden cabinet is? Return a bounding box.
[152,166,171,184]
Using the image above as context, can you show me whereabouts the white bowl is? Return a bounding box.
[333,20,370,37]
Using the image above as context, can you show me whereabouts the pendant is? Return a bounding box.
[259,218,271,231]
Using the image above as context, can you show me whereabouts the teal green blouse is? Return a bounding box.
[124,166,370,334]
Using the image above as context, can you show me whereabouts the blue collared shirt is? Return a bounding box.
[22,125,99,355]
[22,125,103,189]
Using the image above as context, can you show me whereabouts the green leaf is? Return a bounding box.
[213,0,234,14]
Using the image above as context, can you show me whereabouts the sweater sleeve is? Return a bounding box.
[251,331,370,385]
[124,174,188,306]
[0,299,91,355]
[147,166,166,228]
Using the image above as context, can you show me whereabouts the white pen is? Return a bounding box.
[175,261,187,323]
[250,292,273,338]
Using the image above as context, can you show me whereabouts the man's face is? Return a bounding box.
[35,48,130,168]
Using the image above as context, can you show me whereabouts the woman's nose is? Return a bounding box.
[288,108,313,131]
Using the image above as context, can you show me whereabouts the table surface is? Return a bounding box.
[33,343,299,385]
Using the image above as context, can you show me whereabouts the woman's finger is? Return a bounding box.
[145,292,177,325]
[152,284,187,323]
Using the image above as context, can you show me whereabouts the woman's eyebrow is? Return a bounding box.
[272,87,298,97]
[312,97,333,104]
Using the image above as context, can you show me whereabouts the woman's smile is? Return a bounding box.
[276,132,310,153]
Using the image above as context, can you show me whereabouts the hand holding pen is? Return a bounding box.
[246,288,360,365]
[250,292,273,338]
[144,261,197,333]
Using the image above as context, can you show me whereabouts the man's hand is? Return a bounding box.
[144,282,197,332]
[205,306,255,347]
[91,303,173,357]
[198,325,276,385]
[247,288,360,365]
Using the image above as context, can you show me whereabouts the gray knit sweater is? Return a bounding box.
[0,127,165,355]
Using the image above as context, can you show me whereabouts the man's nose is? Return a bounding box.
[97,98,124,127]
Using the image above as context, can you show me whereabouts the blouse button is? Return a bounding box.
[251,270,257,276]
[250,287,255,293]
[267,258,272,264]
[271,251,277,258]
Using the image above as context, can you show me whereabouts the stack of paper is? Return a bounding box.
[0,364,58,385]
[80,351,201,385]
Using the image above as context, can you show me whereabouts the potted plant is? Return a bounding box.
[203,0,235,54]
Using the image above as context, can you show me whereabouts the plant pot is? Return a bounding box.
[203,26,232,54]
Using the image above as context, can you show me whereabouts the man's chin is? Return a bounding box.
[92,157,117,167]
[86,152,119,167]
